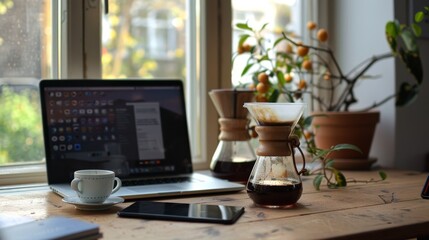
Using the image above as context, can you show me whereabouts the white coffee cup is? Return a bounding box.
[71,169,122,203]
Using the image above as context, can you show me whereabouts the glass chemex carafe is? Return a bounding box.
[209,89,256,182]
[243,102,307,208]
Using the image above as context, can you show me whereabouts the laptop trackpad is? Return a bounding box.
[126,184,182,193]
[112,186,173,196]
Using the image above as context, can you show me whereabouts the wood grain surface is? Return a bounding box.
[0,170,428,239]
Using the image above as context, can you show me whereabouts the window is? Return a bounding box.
[0,0,204,185]
[100,0,203,164]
[231,0,303,86]
[0,0,312,185]
[0,0,53,167]
[101,0,187,78]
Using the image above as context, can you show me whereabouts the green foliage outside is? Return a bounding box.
[102,0,186,79]
[0,0,188,166]
[0,87,45,164]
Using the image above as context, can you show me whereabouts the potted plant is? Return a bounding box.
[233,8,427,188]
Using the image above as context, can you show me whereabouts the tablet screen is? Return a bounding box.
[118,201,245,224]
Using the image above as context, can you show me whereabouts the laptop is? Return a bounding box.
[39,79,244,200]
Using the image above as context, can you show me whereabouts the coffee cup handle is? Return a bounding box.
[111,177,122,194]
[71,178,82,194]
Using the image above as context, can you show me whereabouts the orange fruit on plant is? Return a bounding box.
[237,43,251,54]
[297,79,307,90]
[256,82,269,94]
[304,131,312,140]
[248,83,256,90]
[307,21,317,30]
[237,44,244,54]
[255,94,268,102]
[242,43,252,52]
[302,60,312,71]
[257,72,269,84]
[323,72,331,81]
[317,29,329,42]
[297,46,309,57]
[284,74,293,83]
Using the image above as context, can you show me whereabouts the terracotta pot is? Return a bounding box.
[312,111,380,159]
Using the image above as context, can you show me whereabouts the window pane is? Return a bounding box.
[101,0,202,161]
[102,0,186,79]
[231,0,301,86]
[0,0,52,165]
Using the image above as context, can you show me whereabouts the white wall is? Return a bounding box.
[327,0,395,168]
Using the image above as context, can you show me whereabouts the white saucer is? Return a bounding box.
[62,196,124,211]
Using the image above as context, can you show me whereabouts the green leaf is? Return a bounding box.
[236,23,253,31]
[325,159,335,168]
[268,89,280,103]
[259,23,269,32]
[276,52,294,62]
[334,170,347,187]
[273,37,284,48]
[276,71,285,86]
[313,174,324,190]
[330,144,363,154]
[284,92,294,102]
[258,55,270,62]
[379,171,387,180]
[412,24,422,37]
[399,48,423,84]
[276,60,285,68]
[396,82,419,107]
[415,11,425,23]
[241,63,254,77]
[385,21,398,52]
[313,149,330,160]
[400,28,418,52]
[238,34,250,47]
[304,114,327,128]
[385,21,399,37]
[318,144,362,160]
[303,116,314,128]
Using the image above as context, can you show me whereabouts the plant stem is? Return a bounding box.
[332,52,393,111]
[282,33,345,78]
[281,33,395,111]
[346,178,384,184]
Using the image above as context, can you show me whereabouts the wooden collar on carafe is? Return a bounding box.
[218,118,251,141]
[255,125,299,156]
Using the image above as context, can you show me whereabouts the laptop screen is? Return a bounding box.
[40,80,193,184]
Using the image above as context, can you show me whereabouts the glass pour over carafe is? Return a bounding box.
[209,89,256,182]
[244,102,307,208]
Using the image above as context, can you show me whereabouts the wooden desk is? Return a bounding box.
[1,170,429,239]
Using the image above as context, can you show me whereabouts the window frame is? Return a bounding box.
[0,0,318,186]
[0,0,100,186]
[200,0,233,170]
[62,0,102,79]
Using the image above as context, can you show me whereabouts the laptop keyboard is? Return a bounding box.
[122,176,192,186]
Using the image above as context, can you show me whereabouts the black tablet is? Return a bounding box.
[118,201,245,224]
